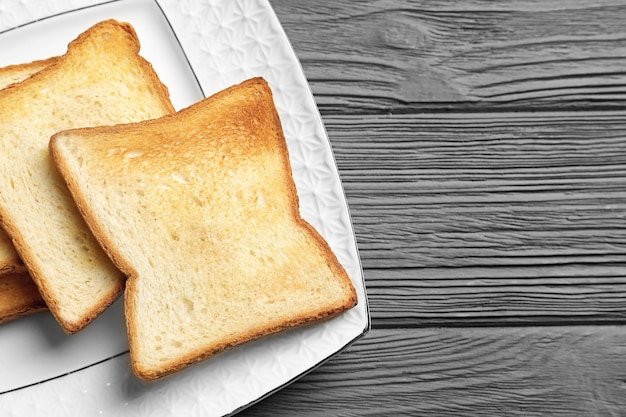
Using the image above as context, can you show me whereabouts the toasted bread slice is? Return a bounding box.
[0,57,57,275]
[51,77,358,380]
[0,20,174,334]
[0,58,56,323]
[0,272,47,324]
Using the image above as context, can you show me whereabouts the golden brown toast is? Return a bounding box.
[51,77,358,380]
[0,57,57,90]
[0,57,57,275]
[0,272,47,324]
[0,57,57,324]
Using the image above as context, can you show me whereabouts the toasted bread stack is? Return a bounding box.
[3,20,357,381]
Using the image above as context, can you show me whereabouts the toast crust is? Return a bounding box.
[0,57,58,89]
[0,272,47,324]
[0,20,174,333]
[51,77,357,380]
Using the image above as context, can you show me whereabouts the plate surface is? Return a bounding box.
[0,0,369,415]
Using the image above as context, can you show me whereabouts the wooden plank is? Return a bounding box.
[270,0,626,112]
[239,327,626,416]
[329,111,626,268]
[323,111,626,324]
[366,267,626,326]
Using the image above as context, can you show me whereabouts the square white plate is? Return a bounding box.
[0,0,369,415]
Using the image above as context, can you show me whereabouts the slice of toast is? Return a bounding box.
[51,77,358,380]
[0,57,56,324]
[0,272,47,324]
[0,20,174,334]
[0,57,57,275]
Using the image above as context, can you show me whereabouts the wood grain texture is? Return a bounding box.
[271,0,626,112]
[323,111,626,325]
[240,327,626,416]
[252,3,626,416]
[330,111,626,268]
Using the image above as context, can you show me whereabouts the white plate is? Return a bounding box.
[0,0,369,415]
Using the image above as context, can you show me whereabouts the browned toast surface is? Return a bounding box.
[0,273,47,324]
[0,57,58,323]
[0,57,57,275]
[51,77,357,380]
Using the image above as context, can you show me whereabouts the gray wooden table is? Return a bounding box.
[241,1,626,415]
